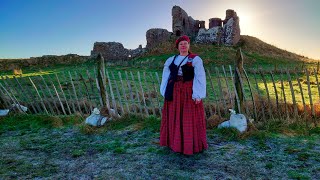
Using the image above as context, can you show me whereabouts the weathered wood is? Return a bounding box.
[0,82,11,109]
[305,69,315,119]
[62,71,76,113]
[295,72,307,120]
[2,76,26,113]
[279,69,289,119]
[48,76,67,115]
[79,72,93,112]
[75,72,90,114]
[13,76,38,113]
[96,53,107,106]
[234,48,244,114]
[37,80,55,114]
[131,72,142,114]
[286,69,298,117]
[111,71,124,116]
[243,68,257,121]
[5,76,26,112]
[40,75,60,114]
[55,73,72,114]
[235,67,250,117]
[144,71,155,115]
[259,69,273,119]
[203,70,213,118]
[215,67,228,115]
[206,69,220,116]
[100,69,112,115]
[229,65,241,114]
[154,72,162,115]
[125,71,136,113]
[149,72,162,116]
[0,82,20,112]
[270,71,279,117]
[4,76,23,110]
[313,68,320,101]
[19,76,42,113]
[86,70,98,108]
[222,65,234,110]
[68,71,81,113]
[155,71,161,86]
[28,77,49,114]
[106,70,118,116]
[95,72,104,108]
[252,70,266,121]
[138,72,149,115]
[119,72,130,113]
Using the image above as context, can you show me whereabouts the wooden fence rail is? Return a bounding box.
[0,65,320,126]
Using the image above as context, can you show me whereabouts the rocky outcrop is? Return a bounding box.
[91,42,145,61]
[146,28,171,50]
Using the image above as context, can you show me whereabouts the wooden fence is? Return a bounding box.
[0,57,320,126]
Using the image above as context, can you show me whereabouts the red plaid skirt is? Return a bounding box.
[160,79,208,155]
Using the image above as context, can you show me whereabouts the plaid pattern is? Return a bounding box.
[160,80,208,155]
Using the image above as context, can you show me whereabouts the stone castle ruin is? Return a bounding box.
[91,42,144,61]
[91,6,240,60]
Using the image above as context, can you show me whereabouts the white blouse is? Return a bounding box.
[160,55,206,99]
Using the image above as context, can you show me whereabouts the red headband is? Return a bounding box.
[175,35,190,48]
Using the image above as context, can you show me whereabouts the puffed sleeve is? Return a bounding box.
[160,56,174,97]
[192,56,206,99]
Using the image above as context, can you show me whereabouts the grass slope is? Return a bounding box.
[137,35,318,69]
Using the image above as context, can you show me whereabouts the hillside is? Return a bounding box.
[137,35,317,69]
[0,35,317,73]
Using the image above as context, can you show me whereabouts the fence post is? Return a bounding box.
[234,48,244,114]
[96,53,107,107]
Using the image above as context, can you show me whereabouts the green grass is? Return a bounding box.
[0,114,82,133]
[0,113,319,179]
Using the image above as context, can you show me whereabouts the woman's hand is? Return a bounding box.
[194,98,201,104]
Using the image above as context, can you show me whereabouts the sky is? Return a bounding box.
[0,0,320,60]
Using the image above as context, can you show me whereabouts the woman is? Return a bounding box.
[159,35,208,155]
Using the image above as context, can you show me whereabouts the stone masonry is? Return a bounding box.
[146,28,172,50]
[91,42,144,61]
[92,6,241,61]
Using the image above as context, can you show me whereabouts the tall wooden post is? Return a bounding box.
[234,48,244,114]
[96,53,106,106]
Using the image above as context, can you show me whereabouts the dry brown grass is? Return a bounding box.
[13,68,22,76]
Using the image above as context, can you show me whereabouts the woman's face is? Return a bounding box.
[178,40,190,53]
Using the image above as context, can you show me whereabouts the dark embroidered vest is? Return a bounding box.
[165,54,197,101]
[170,54,197,82]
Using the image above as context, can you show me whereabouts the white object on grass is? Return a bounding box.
[0,109,9,116]
[85,108,108,126]
[11,104,28,112]
[218,109,247,133]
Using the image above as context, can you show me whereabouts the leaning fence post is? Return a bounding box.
[96,53,107,107]
[234,48,244,114]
